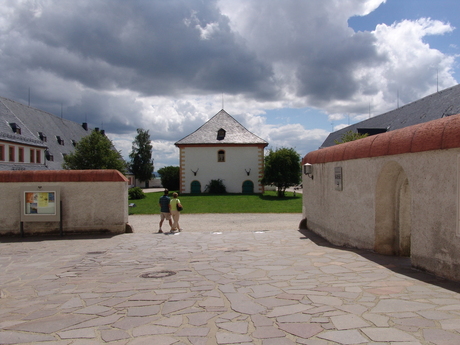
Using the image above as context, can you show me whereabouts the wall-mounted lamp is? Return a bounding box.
[191,168,199,176]
[245,168,251,176]
[303,163,313,179]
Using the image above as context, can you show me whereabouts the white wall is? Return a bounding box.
[0,180,128,235]
[302,148,460,282]
[180,146,264,193]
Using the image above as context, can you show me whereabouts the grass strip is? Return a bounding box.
[129,191,302,215]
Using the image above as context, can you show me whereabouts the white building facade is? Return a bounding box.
[175,110,268,194]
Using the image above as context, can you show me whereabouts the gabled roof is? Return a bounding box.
[175,109,268,146]
[0,100,46,148]
[321,84,460,148]
[0,96,91,170]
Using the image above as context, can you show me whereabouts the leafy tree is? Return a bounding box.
[62,129,127,173]
[129,129,154,187]
[334,130,368,144]
[157,166,180,191]
[260,147,301,197]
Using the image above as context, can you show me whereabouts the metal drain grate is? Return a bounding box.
[224,249,249,253]
[86,251,105,255]
[140,270,176,278]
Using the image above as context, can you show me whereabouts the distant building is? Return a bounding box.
[322,84,460,147]
[175,109,268,194]
[0,97,92,171]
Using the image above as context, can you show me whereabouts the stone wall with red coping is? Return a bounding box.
[0,170,129,236]
[303,114,460,164]
[301,115,460,282]
[0,169,128,183]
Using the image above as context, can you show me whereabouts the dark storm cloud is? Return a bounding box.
[1,0,276,99]
[297,31,385,103]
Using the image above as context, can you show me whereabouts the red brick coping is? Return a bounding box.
[303,114,460,165]
[0,170,128,183]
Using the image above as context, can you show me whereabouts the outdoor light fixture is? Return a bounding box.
[303,163,313,179]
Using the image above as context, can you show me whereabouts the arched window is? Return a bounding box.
[218,150,225,162]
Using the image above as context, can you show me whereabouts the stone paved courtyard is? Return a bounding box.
[1,213,460,344]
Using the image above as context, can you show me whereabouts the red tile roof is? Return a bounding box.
[303,114,460,165]
[0,170,128,183]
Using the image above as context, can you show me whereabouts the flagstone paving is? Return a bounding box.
[1,213,460,344]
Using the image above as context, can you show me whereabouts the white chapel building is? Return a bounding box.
[175,109,268,194]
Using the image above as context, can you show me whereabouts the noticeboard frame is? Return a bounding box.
[20,186,61,222]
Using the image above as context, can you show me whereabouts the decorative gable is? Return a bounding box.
[175,110,268,146]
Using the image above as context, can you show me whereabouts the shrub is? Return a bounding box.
[157,166,180,191]
[205,179,227,194]
[128,187,146,200]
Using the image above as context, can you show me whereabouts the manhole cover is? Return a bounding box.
[140,270,176,278]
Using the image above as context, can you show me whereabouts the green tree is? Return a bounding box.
[334,130,368,144]
[157,166,180,191]
[129,129,154,187]
[260,147,301,197]
[62,129,127,173]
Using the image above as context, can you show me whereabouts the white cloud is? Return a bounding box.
[0,0,458,167]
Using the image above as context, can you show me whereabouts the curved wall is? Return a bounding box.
[302,115,460,281]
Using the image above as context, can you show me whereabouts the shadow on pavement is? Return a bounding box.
[298,227,460,294]
[0,233,120,243]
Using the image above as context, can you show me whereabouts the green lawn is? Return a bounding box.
[128,191,302,214]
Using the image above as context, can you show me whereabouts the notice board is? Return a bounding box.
[20,186,61,222]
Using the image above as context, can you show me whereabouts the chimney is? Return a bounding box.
[82,122,88,131]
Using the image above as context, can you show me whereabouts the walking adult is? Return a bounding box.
[169,192,183,233]
[158,189,172,233]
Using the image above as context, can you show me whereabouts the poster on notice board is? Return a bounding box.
[20,186,61,222]
[24,191,56,215]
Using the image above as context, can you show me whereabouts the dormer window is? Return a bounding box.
[45,150,54,161]
[71,139,77,147]
[217,128,226,140]
[56,136,64,145]
[9,123,21,135]
[38,132,47,142]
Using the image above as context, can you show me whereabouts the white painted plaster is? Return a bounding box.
[181,146,264,193]
[303,148,460,282]
[0,181,128,235]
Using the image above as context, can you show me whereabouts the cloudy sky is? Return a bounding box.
[1,0,458,168]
